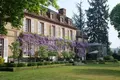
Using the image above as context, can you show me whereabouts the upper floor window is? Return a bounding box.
[0,38,4,57]
[70,30,73,40]
[60,17,64,23]
[50,13,54,19]
[38,22,44,35]
[62,28,65,39]
[51,25,55,37]
[40,10,43,16]
[26,18,31,32]
[67,30,69,39]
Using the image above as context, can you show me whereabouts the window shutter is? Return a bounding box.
[23,18,26,32]
[55,26,58,38]
[44,23,47,36]
[31,19,34,33]
[38,21,41,34]
[65,28,67,39]
[61,28,62,38]
[4,38,8,63]
[31,45,35,56]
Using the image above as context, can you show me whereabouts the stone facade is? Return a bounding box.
[0,8,79,62]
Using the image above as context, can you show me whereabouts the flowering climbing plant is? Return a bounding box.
[18,33,88,57]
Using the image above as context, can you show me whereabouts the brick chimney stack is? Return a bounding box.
[58,8,66,16]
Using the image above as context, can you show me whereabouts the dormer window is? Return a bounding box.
[60,16,64,23]
[68,19,72,25]
[50,12,54,19]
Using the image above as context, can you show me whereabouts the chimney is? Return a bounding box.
[58,8,66,16]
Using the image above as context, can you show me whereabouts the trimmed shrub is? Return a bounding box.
[27,62,37,66]
[37,62,44,66]
[113,59,119,63]
[98,60,105,64]
[86,60,97,64]
[17,63,27,67]
[5,63,17,67]
[44,62,51,65]
[104,56,114,60]
[0,57,4,64]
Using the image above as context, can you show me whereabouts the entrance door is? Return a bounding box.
[0,38,4,57]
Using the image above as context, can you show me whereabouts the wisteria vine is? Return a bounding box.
[18,33,88,57]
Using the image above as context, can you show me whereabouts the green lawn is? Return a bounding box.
[0,63,120,80]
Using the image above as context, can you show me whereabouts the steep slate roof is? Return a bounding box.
[24,8,77,30]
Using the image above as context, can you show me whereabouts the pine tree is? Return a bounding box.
[73,1,85,31]
[86,0,110,51]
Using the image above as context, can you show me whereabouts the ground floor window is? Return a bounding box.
[0,38,4,57]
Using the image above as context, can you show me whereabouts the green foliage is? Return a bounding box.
[98,60,105,64]
[17,63,27,67]
[38,46,48,59]
[104,56,114,60]
[69,51,75,58]
[0,0,59,35]
[73,1,85,30]
[9,41,20,60]
[86,0,109,49]
[48,50,58,56]
[110,3,120,37]
[27,62,37,66]
[62,51,70,59]
[0,57,4,64]
[5,63,17,67]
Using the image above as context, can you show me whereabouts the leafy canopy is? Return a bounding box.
[9,41,20,59]
[110,3,120,37]
[0,0,59,35]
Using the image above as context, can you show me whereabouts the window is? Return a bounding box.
[68,20,72,25]
[58,27,61,37]
[38,22,44,35]
[40,10,43,15]
[70,30,73,40]
[68,30,69,39]
[60,17,64,23]
[0,38,4,57]
[50,13,54,19]
[41,23,44,35]
[51,25,55,37]
[62,28,65,38]
[26,18,31,32]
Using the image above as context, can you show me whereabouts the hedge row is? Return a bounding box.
[82,59,119,64]
[0,61,68,67]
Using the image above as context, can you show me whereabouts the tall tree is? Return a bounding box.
[86,0,109,50]
[0,0,59,35]
[110,3,120,37]
[73,1,85,31]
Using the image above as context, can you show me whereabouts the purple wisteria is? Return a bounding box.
[18,33,88,57]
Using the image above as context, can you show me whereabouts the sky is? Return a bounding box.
[49,0,120,48]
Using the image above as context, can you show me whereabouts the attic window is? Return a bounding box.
[50,13,54,19]
[40,10,43,15]
[68,19,72,25]
[60,17,64,23]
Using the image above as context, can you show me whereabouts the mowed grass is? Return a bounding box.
[0,63,120,80]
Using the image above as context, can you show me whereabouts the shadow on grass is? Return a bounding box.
[73,68,120,77]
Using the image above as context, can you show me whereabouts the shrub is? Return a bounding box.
[86,60,97,64]
[0,64,6,67]
[17,63,27,67]
[44,62,51,65]
[37,62,44,66]
[27,62,37,66]
[98,60,105,64]
[0,57,4,64]
[5,63,17,67]
[113,59,119,63]
[104,56,114,60]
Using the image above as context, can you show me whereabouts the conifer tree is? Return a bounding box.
[86,0,110,51]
